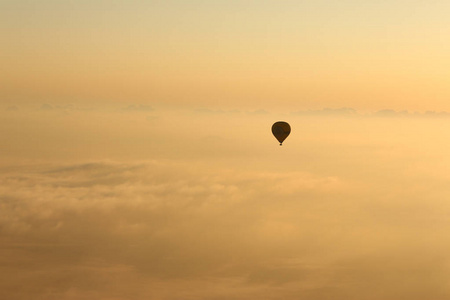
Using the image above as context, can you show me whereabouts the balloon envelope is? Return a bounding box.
[272,121,291,145]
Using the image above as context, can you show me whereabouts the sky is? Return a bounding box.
[3,1,450,300]
[2,0,450,111]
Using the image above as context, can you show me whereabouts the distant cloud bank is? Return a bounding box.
[4,103,450,120]
[292,108,450,118]
[122,104,153,112]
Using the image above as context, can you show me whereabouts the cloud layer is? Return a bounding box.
[2,107,450,299]
[2,155,450,299]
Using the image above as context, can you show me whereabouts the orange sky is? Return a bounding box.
[2,0,450,111]
[3,2,450,300]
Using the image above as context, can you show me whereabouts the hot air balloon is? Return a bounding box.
[272,121,291,146]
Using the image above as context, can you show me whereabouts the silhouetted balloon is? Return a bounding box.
[272,121,291,146]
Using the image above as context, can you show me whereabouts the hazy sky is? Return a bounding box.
[3,1,450,300]
[2,0,450,111]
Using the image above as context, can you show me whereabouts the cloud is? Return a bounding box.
[123,104,153,112]
[3,108,450,299]
[2,154,450,299]
[0,161,350,299]
[6,105,19,111]
[246,109,269,115]
[289,108,450,119]
[422,110,450,118]
[292,107,357,116]
[195,108,241,114]
[40,103,54,110]
[373,109,409,117]
[37,103,86,113]
[370,109,450,118]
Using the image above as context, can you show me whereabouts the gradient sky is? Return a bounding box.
[2,0,450,111]
[3,1,450,300]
